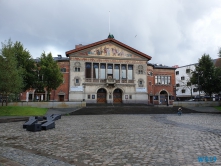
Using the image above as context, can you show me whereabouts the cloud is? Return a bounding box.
[1,0,221,67]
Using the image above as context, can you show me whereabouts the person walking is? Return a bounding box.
[178,107,182,115]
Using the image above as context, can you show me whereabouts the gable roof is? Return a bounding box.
[65,38,152,60]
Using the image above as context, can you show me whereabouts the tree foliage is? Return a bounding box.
[39,52,63,101]
[190,54,221,97]
[0,39,23,105]
[13,41,36,91]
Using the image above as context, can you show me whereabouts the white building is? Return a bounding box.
[175,64,205,100]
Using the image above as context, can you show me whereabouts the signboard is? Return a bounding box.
[136,87,147,92]
[70,86,83,92]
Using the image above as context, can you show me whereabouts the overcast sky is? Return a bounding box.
[1,0,221,67]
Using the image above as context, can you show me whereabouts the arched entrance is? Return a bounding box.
[113,88,122,103]
[97,88,107,103]
[160,90,168,105]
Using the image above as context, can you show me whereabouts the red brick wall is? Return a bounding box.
[147,66,176,105]
[19,60,70,102]
[50,61,70,101]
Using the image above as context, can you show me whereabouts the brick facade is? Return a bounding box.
[147,64,176,105]
[20,56,69,102]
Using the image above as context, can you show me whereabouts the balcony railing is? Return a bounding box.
[85,78,134,84]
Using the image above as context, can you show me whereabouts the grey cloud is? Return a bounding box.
[1,0,221,66]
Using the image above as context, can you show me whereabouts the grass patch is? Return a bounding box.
[0,106,47,116]
[214,106,221,111]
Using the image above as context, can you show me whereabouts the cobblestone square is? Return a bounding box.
[0,114,221,165]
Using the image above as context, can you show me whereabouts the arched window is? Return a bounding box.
[138,65,143,74]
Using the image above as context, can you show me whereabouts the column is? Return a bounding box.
[99,63,101,82]
[91,62,93,82]
[120,64,122,83]
[126,64,128,83]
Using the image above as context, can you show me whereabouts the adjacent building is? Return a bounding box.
[20,55,69,102]
[175,58,221,101]
[147,63,176,105]
[175,64,204,101]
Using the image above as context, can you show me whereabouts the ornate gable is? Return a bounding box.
[78,43,145,60]
[66,38,151,61]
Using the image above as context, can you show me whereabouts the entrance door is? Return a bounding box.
[97,88,107,103]
[150,96,153,104]
[59,95,64,101]
[113,89,122,103]
[160,90,168,105]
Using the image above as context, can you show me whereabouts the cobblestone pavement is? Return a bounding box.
[0,114,221,166]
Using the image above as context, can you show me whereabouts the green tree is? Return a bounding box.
[191,54,221,98]
[0,39,23,105]
[13,41,36,91]
[39,52,63,101]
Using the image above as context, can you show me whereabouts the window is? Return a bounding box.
[129,95,132,99]
[138,78,144,87]
[60,68,66,72]
[181,76,185,80]
[121,65,126,79]
[138,65,143,74]
[74,62,81,72]
[176,83,180,87]
[128,65,133,80]
[100,64,106,79]
[86,63,91,78]
[74,77,80,86]
[148,71,153,76]
[138,70,143,74]
[75,67,80,72]
[93,63,99,79]
[186,69,190,73]
[187,82,191,86]
[155,75,171,85]
[107,64,113,74]
[182,89,185,93]
[114,65,120,80]
[88,95,90,99]
[193,88,198,92]
[176,71,179,75]
[149,82,151,86]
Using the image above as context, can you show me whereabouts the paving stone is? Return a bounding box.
[0,114,221,165]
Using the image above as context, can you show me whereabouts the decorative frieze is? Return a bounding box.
[70,57,146,64]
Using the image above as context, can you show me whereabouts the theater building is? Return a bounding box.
[66,35,152,104]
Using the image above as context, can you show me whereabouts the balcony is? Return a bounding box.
[106,78,116,87]
[85,78,134,84]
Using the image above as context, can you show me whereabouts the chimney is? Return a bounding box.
[58,55,62,59]
[75,44,83,49]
